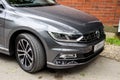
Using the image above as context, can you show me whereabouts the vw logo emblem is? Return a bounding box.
[96,31,100,38]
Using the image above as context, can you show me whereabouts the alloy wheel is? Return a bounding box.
[17,39,34,68]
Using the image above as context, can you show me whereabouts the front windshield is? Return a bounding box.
[6,0,57,7]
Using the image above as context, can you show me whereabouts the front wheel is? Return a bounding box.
[15,33,45,73]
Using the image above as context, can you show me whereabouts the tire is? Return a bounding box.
[15,33,45,73]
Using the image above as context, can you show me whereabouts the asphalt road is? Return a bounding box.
[0,53,120,80]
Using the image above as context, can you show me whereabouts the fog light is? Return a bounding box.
[55,60,63,65]
[67,61,78,64]
[59,53,77,59]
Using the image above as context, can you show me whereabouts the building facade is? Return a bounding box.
[58,0,120,26]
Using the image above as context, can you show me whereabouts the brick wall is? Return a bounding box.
[57,0,120,26]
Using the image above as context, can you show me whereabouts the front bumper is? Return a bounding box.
[47,47,104,69]
[43,31,105,69]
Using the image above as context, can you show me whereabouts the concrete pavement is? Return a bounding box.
[0,54,120,80]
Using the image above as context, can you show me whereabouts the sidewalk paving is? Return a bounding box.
[0,54,120,80]
[101,32,120,62]
[101,44,120,62]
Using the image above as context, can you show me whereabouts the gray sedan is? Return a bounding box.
[0,0,105,73]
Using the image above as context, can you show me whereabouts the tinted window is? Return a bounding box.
[6,0,57,7]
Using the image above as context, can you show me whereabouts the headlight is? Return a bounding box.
[48,32,83,42]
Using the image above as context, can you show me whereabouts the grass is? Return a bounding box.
[104,25,120,46]
[106,37,120,46]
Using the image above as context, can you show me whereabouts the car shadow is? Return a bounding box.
[35,56,101,79]
[0,53,15,62]
[0,52,101,79]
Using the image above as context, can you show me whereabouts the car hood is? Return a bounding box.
[15,5,102,33]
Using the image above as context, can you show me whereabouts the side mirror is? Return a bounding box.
[0,4,3,8]
[0,3,4,13]
[0,1,4,9]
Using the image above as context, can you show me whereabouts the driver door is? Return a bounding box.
[0,1,5,47]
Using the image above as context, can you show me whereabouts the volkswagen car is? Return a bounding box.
[0,0,105,73]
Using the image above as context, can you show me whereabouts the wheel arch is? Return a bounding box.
[8,29,47,57]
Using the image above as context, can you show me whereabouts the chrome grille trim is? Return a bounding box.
[79,31,101,42]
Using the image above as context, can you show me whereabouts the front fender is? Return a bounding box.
[5,26,48,55]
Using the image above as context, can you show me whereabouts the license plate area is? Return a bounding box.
[94,40,104,52]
